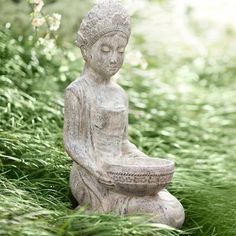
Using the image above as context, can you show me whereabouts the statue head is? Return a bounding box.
[76,0,131,78]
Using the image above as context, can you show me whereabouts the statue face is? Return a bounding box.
[86,32,128,78]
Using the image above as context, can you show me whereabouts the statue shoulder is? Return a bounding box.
[111,81,128,102]
[65,77,88,100]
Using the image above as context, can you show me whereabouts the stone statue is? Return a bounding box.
[64,0,184,228]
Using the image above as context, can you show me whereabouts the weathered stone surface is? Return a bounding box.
[64,0,184,228]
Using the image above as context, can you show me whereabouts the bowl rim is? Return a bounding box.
[106,157,175,170]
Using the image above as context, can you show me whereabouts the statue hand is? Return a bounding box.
[95,168,115,187]
[98,173,115,187]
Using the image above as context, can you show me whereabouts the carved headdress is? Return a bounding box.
[76,0,131,49]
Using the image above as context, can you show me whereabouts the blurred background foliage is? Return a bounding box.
[0,0,236,235]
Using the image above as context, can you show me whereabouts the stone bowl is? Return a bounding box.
[105,157,174,196]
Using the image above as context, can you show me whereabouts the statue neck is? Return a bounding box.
[83,63,111,86]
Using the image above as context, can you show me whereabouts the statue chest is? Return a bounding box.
[90,102,127,136]
[89,87,127,157]
[89,85,127,134]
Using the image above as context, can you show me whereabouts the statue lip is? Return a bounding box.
[109,66,118,70]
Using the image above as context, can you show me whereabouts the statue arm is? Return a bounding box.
[63,87,96,175]
[64,85,115,186]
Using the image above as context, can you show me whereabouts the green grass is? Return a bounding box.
[1,1,236,235]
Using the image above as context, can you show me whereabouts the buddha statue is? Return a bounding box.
[64,0,185,228]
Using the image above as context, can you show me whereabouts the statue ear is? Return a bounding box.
[80,46,88,62]
[76,33,89,61]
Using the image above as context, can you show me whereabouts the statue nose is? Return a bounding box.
[110,53,117,65]
[110,58,117,65]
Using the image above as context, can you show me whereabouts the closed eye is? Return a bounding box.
[101,46,111,53]
[117,47,125,53]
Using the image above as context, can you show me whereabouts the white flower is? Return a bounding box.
[37,37,45,45]
[125,50,148,69]
[47,13,61,31]
[33,0,43,3]
[29,0,44,13]
[29,0,42,3]
[67,52,76,61]
[41,38,57,60]
[32,17,45,28]
[34,1,44,13]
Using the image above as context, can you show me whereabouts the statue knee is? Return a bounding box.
[126,190,185,228]
[157,190,185,228]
